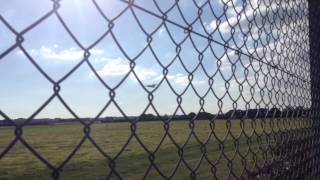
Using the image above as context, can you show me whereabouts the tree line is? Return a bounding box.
[0,106,310,126]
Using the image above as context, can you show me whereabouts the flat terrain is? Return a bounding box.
[0,119,289,179]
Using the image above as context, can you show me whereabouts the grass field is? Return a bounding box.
[0,119,295,179]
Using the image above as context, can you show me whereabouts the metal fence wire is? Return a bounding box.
[1,0,320,179]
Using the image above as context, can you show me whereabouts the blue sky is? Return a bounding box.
[0,0,310,119]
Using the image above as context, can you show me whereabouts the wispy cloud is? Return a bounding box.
[40,46,83,61]
[207,12,239,34]
[134,68,157,81]
[91,57,157,81]
[154,73,205,86]
[158,26,166,36]
[220,50,238,64]
[19,45,104,61]
[94,58,129,76]
[218,0,239,6]
[92,58,206,86]
[207,0,286,34]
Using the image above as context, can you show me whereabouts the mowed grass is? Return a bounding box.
[0,119,303,180]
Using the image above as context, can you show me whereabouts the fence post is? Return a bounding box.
[309,0,320,178]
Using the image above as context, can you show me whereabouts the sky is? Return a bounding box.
[0,0,311,119]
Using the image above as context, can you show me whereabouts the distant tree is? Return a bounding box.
[197,112,214,119]
[269,107,281,118]
[140,113,156,121]
[225,110,235,118]
[188,112,196,119]
[0,119,12,126]
[247,109,258,118]
[283,106,295,116]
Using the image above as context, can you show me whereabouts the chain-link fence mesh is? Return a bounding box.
[0,0,320,179]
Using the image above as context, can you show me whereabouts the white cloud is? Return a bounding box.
[207,20,217,32]
[133,67,157,81]
[207,14,239,33]
[19,45,105,61]
[218,0,241,16]
[90,49,105,56]
[92,57,112,62]
[220,50,238,63]
[94,58,129,76]
[92,57,157,81]
[218,0,238,6]
[40,46,83,60]
[207,0,283,34]
[158,26,165,36]
[154,73,205,86]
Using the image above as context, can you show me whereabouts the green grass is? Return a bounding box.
[0,119,305,179]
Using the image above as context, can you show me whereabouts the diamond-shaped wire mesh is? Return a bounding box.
[0,0,320,179]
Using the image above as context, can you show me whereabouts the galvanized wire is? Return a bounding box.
[0,0,319,179]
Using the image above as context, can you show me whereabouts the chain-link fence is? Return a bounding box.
[0,0,320,179]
